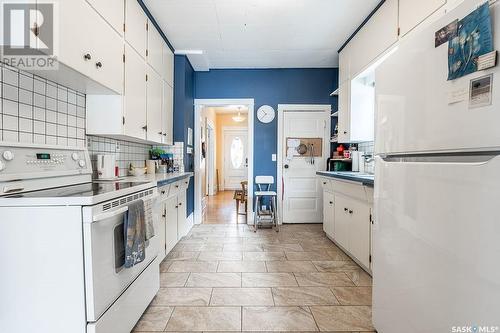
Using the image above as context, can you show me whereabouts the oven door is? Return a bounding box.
[83,195,158,322]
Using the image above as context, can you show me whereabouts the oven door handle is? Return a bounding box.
[93,206,129,222]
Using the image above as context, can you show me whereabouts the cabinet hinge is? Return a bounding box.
[370,214,373,224]
[122,54,125,63]
[397,27,401,36]
[123,23,126,33]
[146,49,149,57]
[146,74,148,81]
[146,22,149,31]
[122,116,125,125]
[369,255,372,263]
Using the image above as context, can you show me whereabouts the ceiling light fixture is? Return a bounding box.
[232,107,246,122]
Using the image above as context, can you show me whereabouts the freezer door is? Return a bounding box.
[375,0,500,155]
[372,155,500,333]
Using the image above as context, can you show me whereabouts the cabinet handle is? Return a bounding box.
[163,133,167,136]
[161,190,165,195]
[349,210,353,214]
[343,131,348,134]
[142,125,148,131]
[329,201,333,204]
[158,131,163,135]
[323,182,327,185]
[84,53,92,61]
[175,185,179,188]
[162,213,166,218]
[95,61,103,68]
[344,207,348,212]
[178,202,182,206]
[175,205,178,209]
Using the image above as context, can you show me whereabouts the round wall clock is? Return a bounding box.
[257,105,275,124]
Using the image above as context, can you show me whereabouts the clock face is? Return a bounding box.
[257,105,275,124]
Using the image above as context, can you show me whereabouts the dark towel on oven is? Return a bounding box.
[124,199,146,268]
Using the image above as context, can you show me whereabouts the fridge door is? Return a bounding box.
[375,0,500,155]
[373,155,500,333]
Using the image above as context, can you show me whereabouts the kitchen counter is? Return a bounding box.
[123,172,193,187]
[317,171,374,187]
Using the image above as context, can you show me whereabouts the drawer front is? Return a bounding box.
[332,179,366,201]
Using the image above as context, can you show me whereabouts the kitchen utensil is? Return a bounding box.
[97,154,116,180]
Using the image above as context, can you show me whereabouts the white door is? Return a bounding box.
[224,129,248,190]
[282,111,329,223]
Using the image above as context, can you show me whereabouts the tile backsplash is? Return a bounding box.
[0,62,184,178]
[0,63,86,146]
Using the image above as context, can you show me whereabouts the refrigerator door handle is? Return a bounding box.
[380,152,500,164]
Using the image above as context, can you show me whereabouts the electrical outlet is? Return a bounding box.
[272,154,277,161]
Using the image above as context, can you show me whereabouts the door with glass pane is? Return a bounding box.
[223,129,248,190]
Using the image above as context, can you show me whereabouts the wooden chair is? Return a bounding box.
[234,181,248,220]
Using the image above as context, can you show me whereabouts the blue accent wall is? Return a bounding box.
[173,55,195,216]
[194,68,338,186]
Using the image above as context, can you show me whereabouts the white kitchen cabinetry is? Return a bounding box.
[124,45,147,140]
[162,44,175,87]
[86,0,124,35]
[157,179,191,260]
[399,0,447,37]
[146,67,164,143]
[162,81,174,145]
[320,177,372,272]
[147,25,164,75]
[125,0,147,58]
[337,81,351,143]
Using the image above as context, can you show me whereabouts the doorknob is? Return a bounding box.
[284,164,289,169]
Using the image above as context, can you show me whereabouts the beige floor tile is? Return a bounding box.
[272,287,339,306]
[285,251,332,261]
[266,261,318,273]
[168,261,218,273]
[160,273,190,287]
[217,261,267,272]
[242,273,298,287]
[331,287,372,305]
[293,272,355,287]
[133,306,173,332]
[242,306,318,331]
[312,261,361,272]
[160,260,174,273]
[198,251,243,261]
[325,248,352,261]
[186,273,241,287]
[165,251,200,261]
[166,307,241,332]
[210,288,274,306]
[310,306,374,332]
[243,251,286,261]
[262,244,304,252]
[180,244,224,252]
[151,288,212,306]
[345,270,373,286]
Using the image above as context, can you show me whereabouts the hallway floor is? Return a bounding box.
[133,223,374,332]
[204,191,247,224]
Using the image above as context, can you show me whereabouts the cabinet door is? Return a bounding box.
[157,202,167,260]
[399,0,446,37]
[337,81,351,143]
[165,196,178,254]
[147,25,164,75]
[123,44,147,140]
[86,0,124,35]
[90,20,124,94]
[323,191,335,238]
[348,198,371,269]
[162,44,174,86]
[162,80,174,145]
[338,45,351,85]
[125,0,147,58]
[334,194,350,250]
[177,191,188,239]
[146,67,163,144]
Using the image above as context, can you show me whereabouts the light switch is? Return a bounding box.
[272,154,277,161]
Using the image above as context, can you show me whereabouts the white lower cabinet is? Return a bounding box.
[321,177,372,272]
[157,178,191,260]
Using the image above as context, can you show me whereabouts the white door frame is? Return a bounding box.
[206,120,216,196]
[194,98,255,225]
[277,104,331,223]
[221,126,248,191]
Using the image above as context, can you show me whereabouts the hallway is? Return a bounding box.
[204,191,247,224]
[133,223,374,332]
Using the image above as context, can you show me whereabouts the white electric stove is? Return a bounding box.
[0,143,160,333]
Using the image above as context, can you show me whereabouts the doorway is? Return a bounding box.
[277,104,331,224]
[194,99,254,225]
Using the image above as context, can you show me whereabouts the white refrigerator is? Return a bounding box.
[373,1,500,332]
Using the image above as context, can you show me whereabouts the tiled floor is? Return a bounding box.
[133,223,374,332]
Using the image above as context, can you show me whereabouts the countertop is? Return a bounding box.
[317,171,374,187]
[124,172,193,187]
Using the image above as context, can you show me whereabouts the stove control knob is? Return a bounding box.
[0,160,5,171]
[78,160,86,168]
[3,151,14,161]
[71,153,79,161]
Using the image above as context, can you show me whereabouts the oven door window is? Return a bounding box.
[113,223,125,272]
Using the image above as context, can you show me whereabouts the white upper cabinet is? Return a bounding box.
[348,0,398,77]
[337,81,351,143]
[147,24,164,75]
[162,80,174,145]
[124,45,147,140]
[162,44,175,87]
[86,0,124,35]
[146,67,163,144]
[338,44,351,85]
[125,0,147,58]
[399,0,447,37]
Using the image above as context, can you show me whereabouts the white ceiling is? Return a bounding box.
[143,0,379,70]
